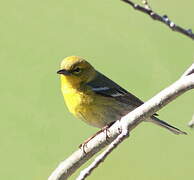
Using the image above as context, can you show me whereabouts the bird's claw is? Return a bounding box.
[118,126,122,134]
[79,142,87,154]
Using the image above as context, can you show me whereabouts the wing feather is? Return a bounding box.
[86,71,158,116]
[86,71,144,107]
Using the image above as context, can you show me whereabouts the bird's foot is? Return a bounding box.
[102,121,115,142]
[79,128,105,153]
[79,122,115,153]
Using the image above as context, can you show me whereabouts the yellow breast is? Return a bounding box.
[61,83,114,128]
[60,75,119,128]
[62,87,92,115]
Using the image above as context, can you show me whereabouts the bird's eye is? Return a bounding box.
[73,67,82,74]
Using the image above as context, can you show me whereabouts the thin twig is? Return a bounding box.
[141,0,151,10]
[181,63,194,78]
[48,121,122,180]
[76,128,129,180]
[188,114,194,128]
[121,0,194,40]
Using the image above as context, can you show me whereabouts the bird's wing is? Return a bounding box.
[86,71,144,108]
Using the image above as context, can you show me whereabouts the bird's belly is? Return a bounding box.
[63,90,124,128]
[76,105,108,128]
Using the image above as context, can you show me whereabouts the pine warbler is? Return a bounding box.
[57,56,186,136]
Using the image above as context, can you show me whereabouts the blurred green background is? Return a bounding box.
[0,0,194,179]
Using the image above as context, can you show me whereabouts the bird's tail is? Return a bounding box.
[149,116,187,135]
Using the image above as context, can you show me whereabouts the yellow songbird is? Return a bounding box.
[57,56,186,139]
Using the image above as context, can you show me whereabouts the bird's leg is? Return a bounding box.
[79,129,104,152]
[102,121,115,141]
[117,120,122,134]
[79,130,102,153]
[79,122,115,153]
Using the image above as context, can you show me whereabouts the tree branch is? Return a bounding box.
[48,1,194,179]
[141,0,151,10]
[76,63,194,180]
[121,0,194,40]
[48,63,194,180]
[181,63,194,78]
[188,114,194,128]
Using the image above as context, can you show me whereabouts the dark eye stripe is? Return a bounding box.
[74,67,81,72]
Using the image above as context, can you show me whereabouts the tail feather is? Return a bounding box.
[149,116,187,135]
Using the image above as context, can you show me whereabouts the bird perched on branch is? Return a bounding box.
[57,56,186,144]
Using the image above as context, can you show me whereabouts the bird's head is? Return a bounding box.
[57,56,96,88]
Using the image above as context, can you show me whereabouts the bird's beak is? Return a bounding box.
[57,69,71,75]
